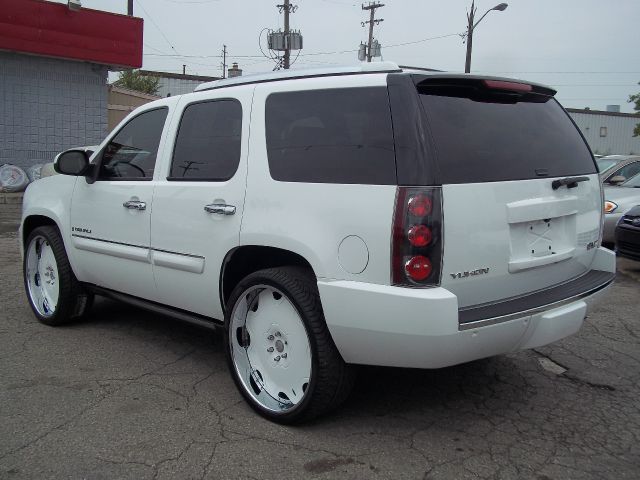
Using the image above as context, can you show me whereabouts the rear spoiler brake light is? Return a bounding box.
[483,79,532,93]
[415,77,556,97]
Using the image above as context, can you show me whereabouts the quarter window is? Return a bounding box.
[265,87,396,185]
[169,100,242,181]
[98,108,168,180]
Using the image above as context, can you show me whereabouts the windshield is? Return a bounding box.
[597,158,619,173]
[622,172,640,187]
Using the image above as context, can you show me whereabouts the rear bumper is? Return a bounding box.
[318,247,616,369]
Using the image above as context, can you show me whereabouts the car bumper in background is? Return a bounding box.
[616,225,640,261]
[603,213,623,243]
[318,247,616,369]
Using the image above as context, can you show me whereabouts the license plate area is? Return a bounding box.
[508,215,577,272]
[528,219,554,257]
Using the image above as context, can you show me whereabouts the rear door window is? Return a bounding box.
[265,87,396,185]
[416,80,597,184]
[169,99,242,181]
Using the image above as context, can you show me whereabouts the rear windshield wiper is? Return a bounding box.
[551,176,590,190]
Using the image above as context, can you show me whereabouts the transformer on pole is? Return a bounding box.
[267,0,303,69]
[359,2,384,62]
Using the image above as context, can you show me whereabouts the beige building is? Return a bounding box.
[107,85,160,131]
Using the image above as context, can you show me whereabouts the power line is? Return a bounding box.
[141,31,462,61]
[135,0,181,55]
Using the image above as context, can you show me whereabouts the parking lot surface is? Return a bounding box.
[1,228,639,480]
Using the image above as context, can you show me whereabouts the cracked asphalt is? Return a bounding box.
[1,226,640,479]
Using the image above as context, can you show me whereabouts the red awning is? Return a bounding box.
[0,0,143,68]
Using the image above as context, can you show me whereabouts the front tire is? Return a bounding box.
[23,226,93,326]
[224,267,355,424]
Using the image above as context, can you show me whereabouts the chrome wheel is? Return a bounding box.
[25,235,59,318]
[229,285,312,413]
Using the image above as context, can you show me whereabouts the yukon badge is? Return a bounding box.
[450,268,490,280]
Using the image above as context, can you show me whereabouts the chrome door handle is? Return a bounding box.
[123,200,147,210]
[204,203,236,215]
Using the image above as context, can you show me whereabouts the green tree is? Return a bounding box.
[113,70,160,96]
[630,82,640,137]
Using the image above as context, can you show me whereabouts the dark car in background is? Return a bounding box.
[615,205,640,261]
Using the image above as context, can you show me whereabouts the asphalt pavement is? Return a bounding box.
[1,227,639,480]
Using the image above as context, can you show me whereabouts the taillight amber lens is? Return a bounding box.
[604,201,618,214]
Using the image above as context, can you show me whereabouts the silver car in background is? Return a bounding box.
[603,172,640,244]
[597,155,640,185]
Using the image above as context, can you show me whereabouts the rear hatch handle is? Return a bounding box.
[551,176,589,190]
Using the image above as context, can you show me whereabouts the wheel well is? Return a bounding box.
[22,215,58,246]
[221,246,315,310]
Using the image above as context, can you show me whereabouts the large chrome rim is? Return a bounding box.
[25,235,59,318]
[229,285,312,413]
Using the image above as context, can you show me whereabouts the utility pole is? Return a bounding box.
[464,1,508,73]
[127,0,133,15]
[276,0,298,69]
[222,44,227,78]
[362,2,384,62]
[464,1,476,74]
[283,0,291,69]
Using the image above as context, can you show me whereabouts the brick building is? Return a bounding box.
[0,0,143,169]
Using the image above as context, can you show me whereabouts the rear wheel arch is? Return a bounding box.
[220,246,317,311]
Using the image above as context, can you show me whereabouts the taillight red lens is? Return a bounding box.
[407,194,432,217]
[404,255,432,281]
[407,225,432,247]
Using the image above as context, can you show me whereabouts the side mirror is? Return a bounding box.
[54,149,91,176]
[608,175,626,185]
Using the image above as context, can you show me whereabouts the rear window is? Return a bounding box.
[265,87,396,185]
[417,81,597,184]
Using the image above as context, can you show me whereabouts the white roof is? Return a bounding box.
[194,62,402,92]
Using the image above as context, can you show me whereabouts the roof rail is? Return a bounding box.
[398,65,443,73]
[194,62,402,92]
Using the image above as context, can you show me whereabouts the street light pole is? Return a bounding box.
[464,1,508,73]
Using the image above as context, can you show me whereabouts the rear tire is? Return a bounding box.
[224,266,355,424]
[23,226,93,326]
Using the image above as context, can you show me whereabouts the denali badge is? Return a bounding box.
[450,268,490,280]
[72,226,92,234]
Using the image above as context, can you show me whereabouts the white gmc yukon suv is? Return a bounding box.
[20,63,616,423]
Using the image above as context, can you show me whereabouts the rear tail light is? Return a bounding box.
[391,187,443,287]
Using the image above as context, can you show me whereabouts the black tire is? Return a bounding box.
[224,266,355,424]
[23,226,93,326]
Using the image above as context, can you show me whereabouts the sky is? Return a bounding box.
[64,0,638,113]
